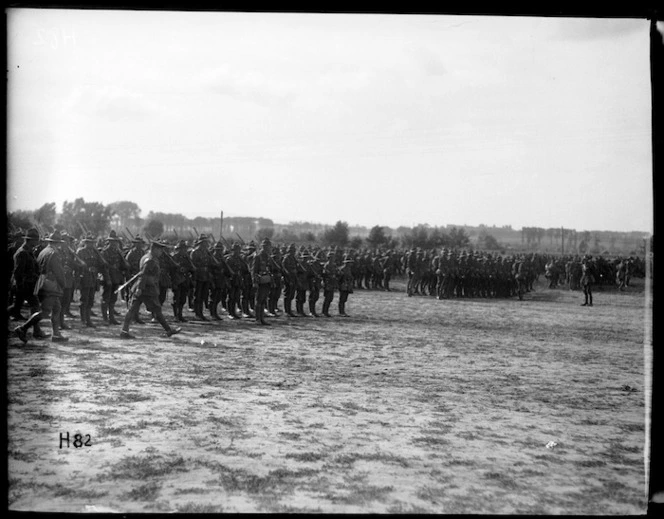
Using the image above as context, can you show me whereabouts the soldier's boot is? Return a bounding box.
[296,301,306,316]
[588,293,593,307]
[32,321,49,339]
[338,302,347,317]
[51,321,68,342]
[322,301,331,317]
[101,302,109,323]
[82,307,95,328]
[79,305,87,325]
[257,303,270,325]
[59,312,71,330]
[285,300,295,317]
[108,304,120,325]
[309,301,319,317]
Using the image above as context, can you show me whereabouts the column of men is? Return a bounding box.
[9,230,357,343]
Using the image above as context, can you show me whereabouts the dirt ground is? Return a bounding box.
[7,275,651,513]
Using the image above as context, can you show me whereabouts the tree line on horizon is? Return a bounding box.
[7,198,651,256]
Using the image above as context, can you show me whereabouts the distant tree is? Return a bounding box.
[478,232,501,250]
[277,228,299,244]
[8,210,36,232]
[322,221,349,248]
[366,225,388,247]
[349,236,364,250]
[144,219,164,238]
[449,227,470,249]
[34,202,57,228]
[257,227,275,241]
[60,198,113,236]
[299,231,317,243]
[109,201,141,229]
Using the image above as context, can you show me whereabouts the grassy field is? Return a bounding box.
[6,275,650,513]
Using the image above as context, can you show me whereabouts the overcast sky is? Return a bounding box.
[7,10,654,233]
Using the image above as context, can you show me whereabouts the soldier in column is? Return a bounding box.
[189,234,212,320]
[209,241,233,320]
[120,240,182,339]
[225,243,245,319]
[321,251,339,317]
[240,242,256,318]
[100,230,130,325]
[171,240,195,322]
[8,228,42,327]
[295,250,310,316]
[251,238,274,325]
[307,251,323,317]
[124,235,147,323]
[59,232,86,328]
[14,230,71,344]
[267,245,283,317]
[76,233,107,327]
[338,255,354,317]
[281,244,299,317]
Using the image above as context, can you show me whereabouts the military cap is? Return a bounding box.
[24,228,40,241]
[232,242,242,250]
[105,230,122,242]
[81,233,97,242]
[213,241,224,249]
[150,239,169,248]
[131,235,146,243]
[175,240,188,249]
[45,230,65,243]
[61,232,75,241]
[261,238,272,247]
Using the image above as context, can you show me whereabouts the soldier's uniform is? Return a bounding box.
[267,249,283,316]
[190,234,212,320]
[120,241,181,339]
[241,244,256,318]
[251,239,273,325]
[380,251,395,292]
[282,245,299,317]
[171,240,195,322]
[225,244,246,319]
[295,251,310,316]
[338,256,354,317]
[321,252,338,317]
[580,256,595,306]
[76,234,108,327]
[8,228,41,325]
[59,233,85,327]
[14,231,70,343]
[307,253,323,317]
[100,230,130,325]
[209,242,232,320]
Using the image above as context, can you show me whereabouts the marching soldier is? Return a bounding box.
[100,230,130,325]
[225,243,247,319]
[241,242,256,318]
[282,244,299,317]
[76,233,107,327]
[124,235,147,323]
[209,242,232,320]
[321,251,338,317]
[190,234,212,321]
[267,246,283,317]
[14,230,70,343]
[8,228,42,327]
[295,251,310,316]
[120,240,182,339]
[251,238,273,325]
[171,240,195,322]
[307,251,323,317]
[338,255,354,317]
[59,232,86,327]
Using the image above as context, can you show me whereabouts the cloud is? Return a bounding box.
[63,84,159,122]
[199,65,298,108]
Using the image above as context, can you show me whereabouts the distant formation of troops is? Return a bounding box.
[7,227,647,344]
